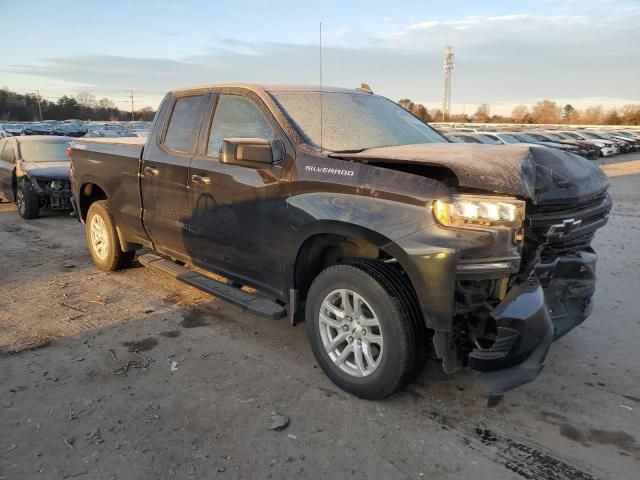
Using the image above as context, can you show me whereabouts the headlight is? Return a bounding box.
[433,195,525,229]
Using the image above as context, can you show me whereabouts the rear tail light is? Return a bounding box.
[66,147,72,158]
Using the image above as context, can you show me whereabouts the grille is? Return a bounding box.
[525,192,612,263]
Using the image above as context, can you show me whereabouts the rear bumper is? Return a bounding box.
[469,251,597,396]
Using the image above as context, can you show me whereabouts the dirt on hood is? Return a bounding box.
[334,143,609,204]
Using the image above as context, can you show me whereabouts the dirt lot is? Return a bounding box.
[1,153,639,480]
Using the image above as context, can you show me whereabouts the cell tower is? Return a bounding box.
[442,46,454,121]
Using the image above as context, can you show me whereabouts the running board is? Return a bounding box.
[138,254,286,320]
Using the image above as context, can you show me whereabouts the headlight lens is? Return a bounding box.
[433,195,525,229]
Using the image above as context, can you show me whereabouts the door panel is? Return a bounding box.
[186,93,289,296]
[187,157,288,295]
[141,93,208,258]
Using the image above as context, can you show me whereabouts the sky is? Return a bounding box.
[2,0,639,115]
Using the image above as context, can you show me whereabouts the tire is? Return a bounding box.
[16,182,40,219]
[85,200,134,271]
[305,262,419,399]
[346,259,429,379]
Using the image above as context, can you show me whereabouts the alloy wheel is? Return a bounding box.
[319,288,384,377]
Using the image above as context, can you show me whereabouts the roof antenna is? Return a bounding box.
[319,21,323,152]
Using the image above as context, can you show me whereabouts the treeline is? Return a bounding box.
[0,88,155,122]
[399,98,640,125]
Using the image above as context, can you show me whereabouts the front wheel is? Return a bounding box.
[305,262,421,399]
[86,200,134,271]
[16,183,40,219]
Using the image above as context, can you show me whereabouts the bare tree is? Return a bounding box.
[581,105,604,125]
[511,105,529,123]
[75,92,97,120]
[473,104,491,123]
[531,100,561,124]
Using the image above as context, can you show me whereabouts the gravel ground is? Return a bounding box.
[1,153,639,480]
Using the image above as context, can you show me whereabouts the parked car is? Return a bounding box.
[25,122,55,136]
[537,132,601,159]
[610,129,640,141]
[524,132,598,160]
[559,131,619,157]
[0,135,73,219]
[55,120,88,137]
[589,131,640,152]
[2,123,27,136]
[70,84,611,402]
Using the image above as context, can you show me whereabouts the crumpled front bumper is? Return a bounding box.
[469,251,597,400]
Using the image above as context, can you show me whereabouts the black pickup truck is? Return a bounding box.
[70,84,611,402]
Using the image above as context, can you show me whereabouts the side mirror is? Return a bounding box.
[220,138,283,168]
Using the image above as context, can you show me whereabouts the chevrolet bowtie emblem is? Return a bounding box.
[546,218,582,238]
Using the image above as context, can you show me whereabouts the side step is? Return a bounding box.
[138,254,286,320]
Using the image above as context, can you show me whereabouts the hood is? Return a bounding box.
[21,161,70,180]
[334,143,608,205]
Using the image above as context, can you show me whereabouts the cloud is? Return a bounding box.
[4,10,639,112]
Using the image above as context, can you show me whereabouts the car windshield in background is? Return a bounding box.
[514,133,539,143]
[500,134,524,143]
[270,92,447,152]
[20,141,71,162]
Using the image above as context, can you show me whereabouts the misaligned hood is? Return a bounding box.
[335,143,608,204]
[21,161,70,180]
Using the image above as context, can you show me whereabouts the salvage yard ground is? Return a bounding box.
[1,154,639,479]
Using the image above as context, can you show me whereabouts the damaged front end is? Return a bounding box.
[27,176,73,210]
[455,191,611,403]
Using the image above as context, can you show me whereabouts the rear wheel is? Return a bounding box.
[16,183,40,219]
[305,261,422,399]
[86,200,134,271]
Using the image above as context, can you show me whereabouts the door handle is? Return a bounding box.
[144,166,159,176]
[191,174,211,185]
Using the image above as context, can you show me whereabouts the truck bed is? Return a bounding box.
[72,137,145,159]
[70,136,147,248]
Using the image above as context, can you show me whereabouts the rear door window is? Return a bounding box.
[163,95,206,153]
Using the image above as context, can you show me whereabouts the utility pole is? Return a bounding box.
[442,46,454,122]
[36,90,43,121]
[128,90,135,121]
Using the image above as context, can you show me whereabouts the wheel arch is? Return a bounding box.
[289,221,423,325]
[78,181,109,223]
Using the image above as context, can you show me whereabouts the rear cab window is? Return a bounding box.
[163,95,207,153]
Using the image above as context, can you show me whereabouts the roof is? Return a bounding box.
[14,135,72,143]
[170,83,365,96]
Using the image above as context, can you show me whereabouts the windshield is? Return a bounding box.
[270,92,447,151]
[514,133,540,143]
[543,133,562,141]
[562,132,581,139]
[19,141,71,162]
[497,134,523,144]
[581,132,602,139]
[474,134,501,144]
